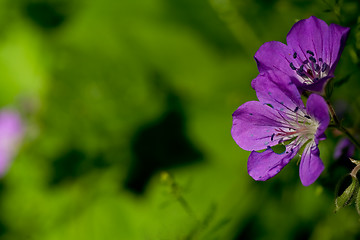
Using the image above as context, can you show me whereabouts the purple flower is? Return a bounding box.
[0,110,24,177]
[333,138,355,159]
[231,71,330,186]
[254,16,350,94]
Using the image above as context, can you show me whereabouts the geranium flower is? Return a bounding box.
[254,16,350,94]
[231,71,330,186]
[0,110,24,177]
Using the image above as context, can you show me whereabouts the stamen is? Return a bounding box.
[290,62,296,70]
[306,50,314,56]
[314,64,320,72]
[321,63,328,72]
[297,69,306,77]
[272,105,319,151]
[292,51,330,85]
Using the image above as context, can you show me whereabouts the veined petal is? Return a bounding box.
[297,75,333,93]
[253,16,350,94]
[328,23,350,74]
[286,16,330,63]
[232,101,285,151]
[254,41,294,76]
[306,94,330,139]
[252,71,304,113]
[286,16,349,75]
[299,142,324,186]
[248,145,298,181]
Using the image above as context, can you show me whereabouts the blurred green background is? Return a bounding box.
[1,0,360,239]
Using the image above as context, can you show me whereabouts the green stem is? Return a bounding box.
[166,173,198,220]
[351,164,360,178]
[337,125,360,150]
[327,100,340,126]
[327,100,360,150]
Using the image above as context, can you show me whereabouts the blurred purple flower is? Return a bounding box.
[231,71,330,186]
[0,110,24,177]
[334,138,355,159]
[254,16,350,94]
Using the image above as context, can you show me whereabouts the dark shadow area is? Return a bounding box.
[234,212,314,240]
[0,180,9,237]
[125,71,203,195]
[49,148,110,186]
[318,148,356,194]
[318,99,359,193]
[293,222,313,240]
[23,0,69,30]
[234,215,259,240]
[165,0,242,55]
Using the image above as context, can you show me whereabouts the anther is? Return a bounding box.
[299,65,304,72]
[314,64,320,72]
[294,107,299,113]
[309,56,316,63]
[296,69,306,77]
[293,52,297,59]
[271,133,275,141]
[306,50,314,56]
[304,115,311,119]
[290,62,296,70]
[321,63,328,72]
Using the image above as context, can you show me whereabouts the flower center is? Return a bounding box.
[272,108,319,146]
[289,50,329,85]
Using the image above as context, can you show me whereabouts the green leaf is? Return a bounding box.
[356,186,360,216]
[335,176,359,212]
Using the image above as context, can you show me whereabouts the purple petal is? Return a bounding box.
[248,145,298,181]
[254,41,294,77]
[286,16,331,63]
[252,71,304,113]
[232,101,285,151]
[286,16,349,69]
[296,75,333,93]
[328,23,350,74]
[0,110,24,177]
[299,142,324,186]
[316,133,326,141]
[333,138,355,159]
[286,16,349,90]
[305,94,330,140]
